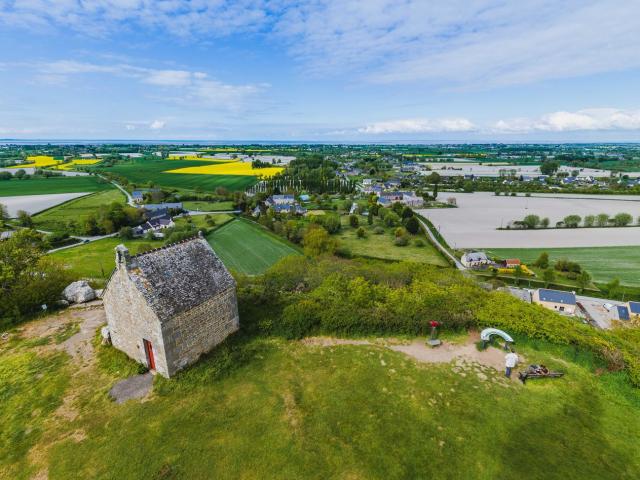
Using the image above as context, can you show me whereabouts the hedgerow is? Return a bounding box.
[238,255,640,386]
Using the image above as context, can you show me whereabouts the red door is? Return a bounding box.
[143,339,156,370]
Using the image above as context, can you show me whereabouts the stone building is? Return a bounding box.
[102,233,239,378]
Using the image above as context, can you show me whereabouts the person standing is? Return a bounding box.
[505,349,519,378]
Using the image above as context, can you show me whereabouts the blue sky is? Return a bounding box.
[1,0,640,141]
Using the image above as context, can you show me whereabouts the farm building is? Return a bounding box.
[102,234,239,378]
[460,251,490,268]
[504,259,521,268]
[532,288,576,315]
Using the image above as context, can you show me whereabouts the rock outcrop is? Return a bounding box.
[63,281,96,304]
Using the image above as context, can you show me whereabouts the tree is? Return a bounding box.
[17,210,33,228]
[576,270,592,292]
[0,203,8,225]
[613,212,633,227]
[349,214,359,228]
[533,252,549,269]
[540,160,560,176]
[513,265,524,285]
[302,226,337,256]
[583,215,595,227]
[542,268,555,287]
[401,206,413,219]
[404,215,420,234]
[606,278,621,298]
[596,213,609,227]
[427,172,441,199]
[0,229,72,326]
[383,211,400,227]
[119,226,134,239]
[563,215,581,228]
[463,181,474,193]
[14,169,27,179]
[0,171,11,180]
[367,212,373,225]
[522,214,540,229]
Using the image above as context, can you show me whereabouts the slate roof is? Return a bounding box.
[462,251,489,263]
[629,301,640,314]
[124,235,235,323]
[616,305,630,321]
[537,288,576,305]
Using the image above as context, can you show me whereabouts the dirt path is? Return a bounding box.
[302,333,521,374]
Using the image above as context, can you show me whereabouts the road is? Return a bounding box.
[417,217,465,270]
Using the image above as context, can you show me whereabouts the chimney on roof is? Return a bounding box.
[115,244,132,268]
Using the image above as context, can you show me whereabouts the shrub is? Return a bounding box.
[563,215,581,228]
[394,235,409,247]
[613,212,633,227]
[533,252,549,269]
[349,214,359,228]
[404,215,420,234]
[414,239,425,247]
[373,226,385,235]
[356,227,366,238]
[302,226,337,256]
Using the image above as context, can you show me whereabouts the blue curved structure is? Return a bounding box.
[480,328,514,349]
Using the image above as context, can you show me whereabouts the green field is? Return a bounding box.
[49,214,234,282]
[0,176,113,197]
[97,159,256,192]
[3,328,640,479]
[33,189,124,232]
[182,200,235,211]
[336,216,448,266]
[207,219,301,275]
[487,246,640,286]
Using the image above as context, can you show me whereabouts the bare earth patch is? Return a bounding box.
[302,333,522,376]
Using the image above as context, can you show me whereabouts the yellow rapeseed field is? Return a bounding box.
[10,155,60,168]
[53,159,101,170]
[168,154,232,161]
[166,161,284,178]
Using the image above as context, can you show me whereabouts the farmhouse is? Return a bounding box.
[102,234,239,377]
[504,258,521,268]
[460,251,490,268]
[532,288,576,315]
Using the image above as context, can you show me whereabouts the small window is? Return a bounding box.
[559,306,565,312]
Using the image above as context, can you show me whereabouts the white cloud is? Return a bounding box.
[493,108,640,133]
[125,124,136,131]
[3,1,640,89]
[33,60,265,109]
[359,118,476,134]
[149,120,166,130]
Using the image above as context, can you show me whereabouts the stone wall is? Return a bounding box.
[103,267,170,376]
[161,287,240,376]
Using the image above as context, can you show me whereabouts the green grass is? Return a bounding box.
[33,189,124,232]
[3,328,639,479]
[182,200,235,211]
[487,246,640,286]
[48,214,243,282]
[0,176,113,197]
[207,219,301,275]
[336,216,448,267]
[98,159,256,192]
[174,213,234,230]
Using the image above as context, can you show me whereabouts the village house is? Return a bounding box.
[133,212,174,238]
[628,301,640,319]
[504,258,521,268]
[265,194,295,206]
[532,288,577,315]
[261,194,307,215]
[460,251,490,269]
[102,234,239,377]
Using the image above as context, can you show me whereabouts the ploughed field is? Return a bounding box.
[206,218,301,275]
[419,192,640,248]
[487,246,640,286]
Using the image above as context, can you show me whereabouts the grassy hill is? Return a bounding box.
[2,317,639,479]
[5,256,640,479]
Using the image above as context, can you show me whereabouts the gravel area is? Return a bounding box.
[418,192,640,248]
[1,192,90,216]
